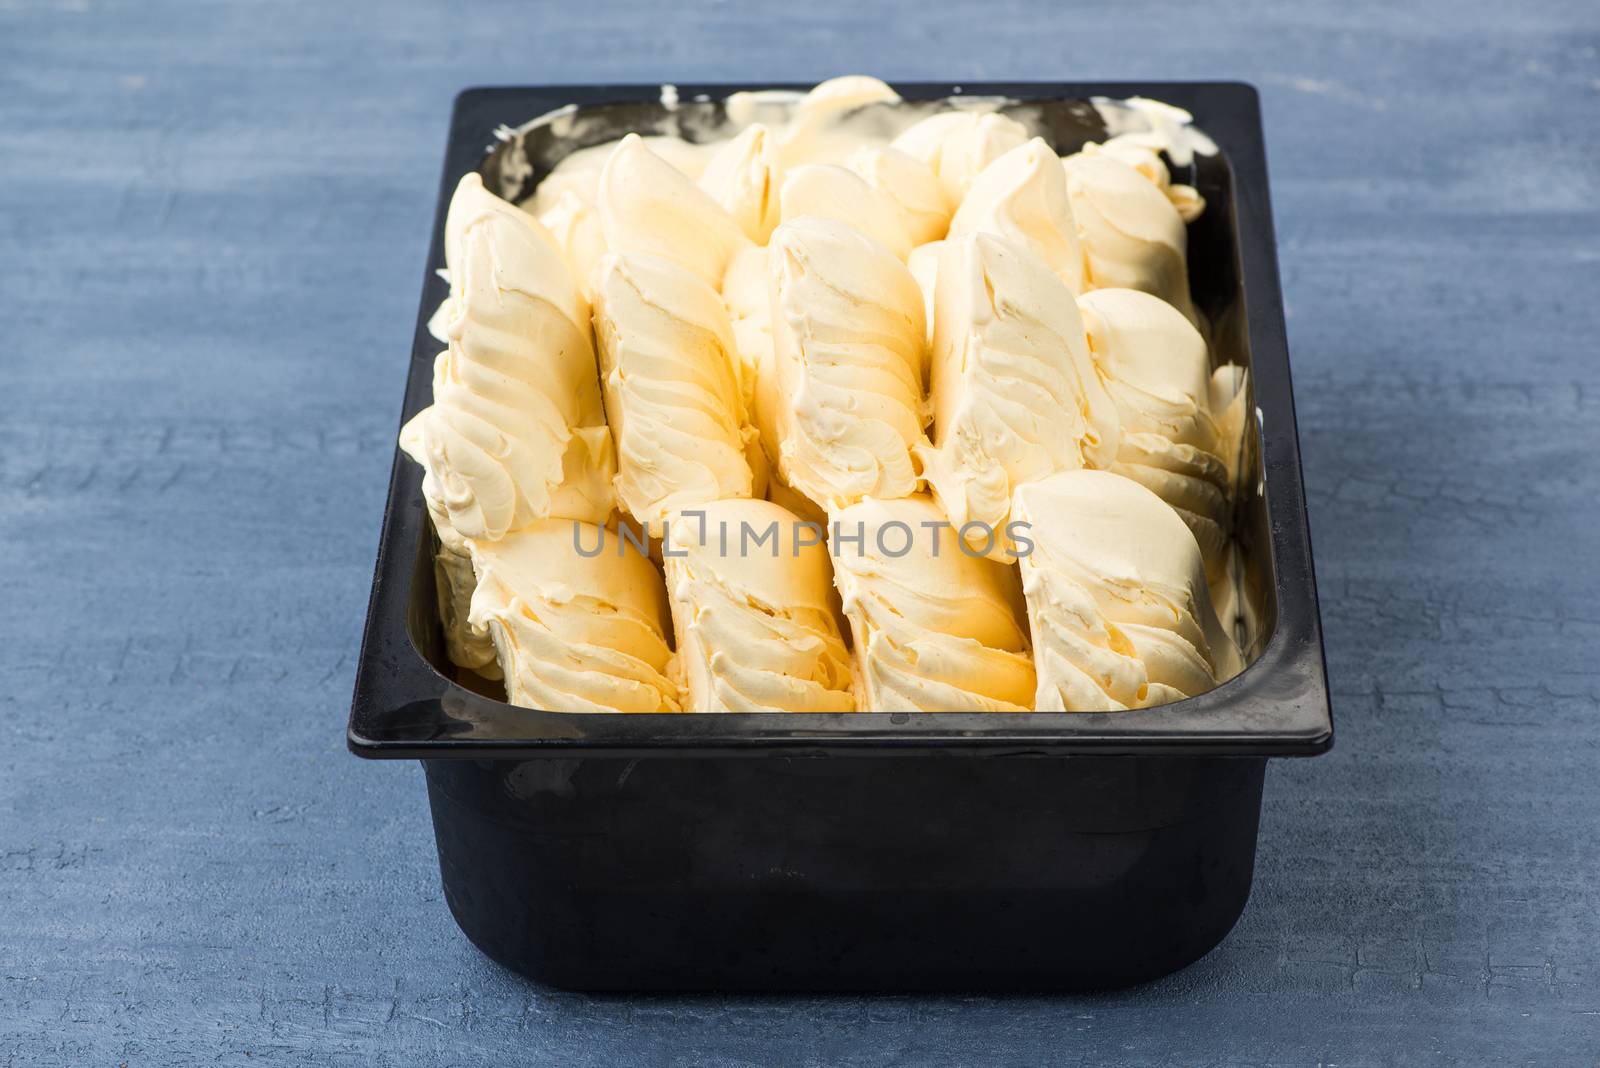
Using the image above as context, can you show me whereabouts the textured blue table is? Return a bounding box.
[4,1,1598,1064]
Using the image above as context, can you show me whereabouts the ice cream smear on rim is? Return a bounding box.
[400,75,1250,713]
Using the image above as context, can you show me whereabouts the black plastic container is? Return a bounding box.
[349,82,1332,992]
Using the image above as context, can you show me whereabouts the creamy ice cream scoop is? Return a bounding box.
[845,145,950,247]
[599,133,748,288]
[593,252,756,536]
[948,137,1087,293]
[1061,151,1198,325]
[1078,135,1206,223]
[662,498,854,712]
[697,123,784,244]
[1077,287,1237,570]
[532,133,713,217]
[721,243,772,328]
[774,75,902,166]
[891,110,1030,207]
[917,233,1120,547]
[1012,470,1241,712]
[905,239,942,345]
[831,495,1036,712]
[779,164,914,260]
[400,173,615,543]
[536,189,607,301]
[468,520,682,713]
[768,216,927,512]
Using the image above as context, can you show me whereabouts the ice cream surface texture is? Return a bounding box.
[1061,151,1198,324]
[1078,134,1206,222]
[697,123,784,244]
[593,252,756,536]
[399,173,615,542]
[768,216,927,512]
[397,77,1249,714]
[831,496,1037,712]
[468,520,682,713]
[890,111,1030,206]
[918,232,1120,546]
[779,164,915,260]
[845,146,950,246]
[1012,470,1241,712]
[1078,287,1241,569]
[663,499,854,712]
[599,133,748,288]
[948,138,1087,293]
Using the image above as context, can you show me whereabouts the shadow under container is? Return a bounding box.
[349,82,1333,992]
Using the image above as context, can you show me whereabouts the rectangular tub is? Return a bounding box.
[348,81,1332,991]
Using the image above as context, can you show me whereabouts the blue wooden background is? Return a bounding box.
[3,0,1598,1063]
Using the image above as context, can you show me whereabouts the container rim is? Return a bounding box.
[348,81,1333,760]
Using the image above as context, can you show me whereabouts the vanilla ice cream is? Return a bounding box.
[529,132,714,220]
[468,520,682,713]
[1078,287,1241,570]
[845,145,951,246]
[400,173,615,543]
[905,239,942,344]
[697,123,784,244]
[537,189,608,301]
[772,75,902,166]
[1061,151,1198,325]
[403,79,1246,715]
[891,110,1030,206]
[1078,134,1206,222]
[779,164,915,260]
[663,498,854,712]
[948,137,1087,293]
[593,252,756,535]
[831,496,1036,712]
[917,232,1120,547]
[768,216,927,512]
[1012,470,1241,712]
[599,133,748,288]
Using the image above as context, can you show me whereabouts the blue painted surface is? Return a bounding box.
[3,1,1599,1063]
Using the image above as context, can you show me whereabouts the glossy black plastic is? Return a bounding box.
[349,82,1331,991]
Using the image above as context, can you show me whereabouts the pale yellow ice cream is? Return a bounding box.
[845,145,951,247]
[779,164,914,260]
[468,520,682,713]
[1061,151,1198,325]
[916,232,1120,547]
[1077,287,1240,570]
[719,243,777,429]
[593,252,756,536]
[891,110,1030,206]
[1078,135,1206,223]
[663,498,854,712]
[1012,470,1241,712]
[831,495,1036,712]
[536,189,607,301]
[721,243,772,327]
[697,123,784,244]
[599,133,748,288]
[905,239,942,345]
[772,75,902,166]
[406,80,1243,714]
[531,134,713,217]
[400,173,615,543]
[948,137,1087,293]
[719,244,786,509]
[768,216,927,512]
